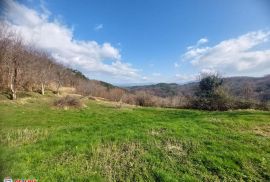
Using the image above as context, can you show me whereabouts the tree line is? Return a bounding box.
[0,22,105,99]
[0,21,269,111]
[0,21,190,108]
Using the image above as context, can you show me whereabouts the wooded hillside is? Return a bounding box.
[1,21,269,110]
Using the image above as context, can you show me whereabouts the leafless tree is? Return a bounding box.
[0,22,14,90]
[8,41,22,99]
[54,65,68,95]
[36,52,53,95]
[242,81,255,101]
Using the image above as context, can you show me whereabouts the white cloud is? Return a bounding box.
[94,24,103,31]
[200,68,217,75]
[197,38,208,45]
[187,37,208,50]
[175,74,196,82]
[152,72,161,76]
[182,31,270,76]
[174,62,179,68]
[2,0,142,81]
[40,0,51,18]
[142,76,148,80]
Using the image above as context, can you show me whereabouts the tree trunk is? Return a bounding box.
[56,82,61,96]
[41,83,45,95]
[10,67,18,100]
[10,82,16,100]
[118,96,123,108]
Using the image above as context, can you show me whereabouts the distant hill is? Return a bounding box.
[67,69,118,90]
[127,82,197,97]
[127,75,270,100]
[224,75,270,100]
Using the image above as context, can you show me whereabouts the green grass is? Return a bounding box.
[0,96,270,181]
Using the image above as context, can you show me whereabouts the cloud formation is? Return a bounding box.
[182,30,270,76]
[175,74,196,82]
[197,38,208,45]
[187,37,208,50]
[182,31,270,76]
[1,0,141,81]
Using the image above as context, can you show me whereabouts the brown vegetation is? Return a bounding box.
[0,21,269,111]
[53,96,82,109]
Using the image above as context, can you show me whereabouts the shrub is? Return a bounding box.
[233,100,256,109]
[233,99,270,111]
[122,94,136,105]
[53,96,82,108]
[192,74,234,111]
[134,91,155,107]
[257,101,270,111]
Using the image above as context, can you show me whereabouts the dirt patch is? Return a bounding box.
[253,125,270,137]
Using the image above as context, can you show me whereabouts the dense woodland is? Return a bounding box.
[0,21,269,110]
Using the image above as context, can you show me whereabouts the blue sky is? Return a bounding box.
[2,0,270,84]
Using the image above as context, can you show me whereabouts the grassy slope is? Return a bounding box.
[0,96,269,181]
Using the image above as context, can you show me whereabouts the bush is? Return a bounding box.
[191,98,228,111]
[233,100,256,109]
[53,96,82,108]
[133,91,155,107]
[191,74,234,111]
[233,99,270,111]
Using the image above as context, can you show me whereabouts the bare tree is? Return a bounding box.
[0,22,14,90]
[8,39,24,99]
[55,65,68,95]
[37,52,53,95]
[242,81,255,101]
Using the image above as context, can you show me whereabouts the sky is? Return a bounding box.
[1,0,270,85]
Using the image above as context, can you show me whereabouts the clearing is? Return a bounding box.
[0,95,269,181]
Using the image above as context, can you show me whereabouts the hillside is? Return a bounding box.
[128,75,270,99]
[0,96,269,181]
[224,75,270,100]
[1,21,269,110]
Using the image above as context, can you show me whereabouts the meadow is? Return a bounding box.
[0,95,270,181]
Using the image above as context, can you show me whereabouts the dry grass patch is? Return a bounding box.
[253,125,270,137]
[11,96,39,105]
[44,151,95,177]
[53,95,83,109]
[149,127,167,136]
[209,117,223,123]
[155,138,198,163]
[0,128,49,147]
[44,142,149,181]
[58,87,76,94]
[163,138,187,157]
[93,142,148,181]
[95,99,137,110]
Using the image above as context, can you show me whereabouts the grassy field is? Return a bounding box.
[0,95,270,181]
